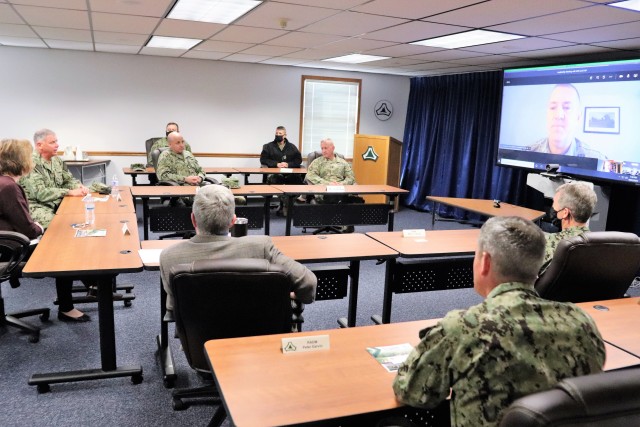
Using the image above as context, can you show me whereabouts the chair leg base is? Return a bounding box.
[172,384,220,411]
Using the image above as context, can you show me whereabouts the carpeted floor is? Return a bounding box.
[0,201,637,426]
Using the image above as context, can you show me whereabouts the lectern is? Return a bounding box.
[352,134,402,206]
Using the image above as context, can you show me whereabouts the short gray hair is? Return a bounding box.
[556,182,597,223]
[478,216,545,284]
[192,185,235,235]
[33,128,55,144]
[320,138,334,147]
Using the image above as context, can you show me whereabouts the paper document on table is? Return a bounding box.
[138,249,162,265]
[75,229,107,237]
[366,343,414,372]
[93,195,110,202]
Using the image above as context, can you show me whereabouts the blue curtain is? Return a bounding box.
[400,71,527,220]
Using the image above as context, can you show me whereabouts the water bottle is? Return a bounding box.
[111,174,119,198]
[84,195,95,226]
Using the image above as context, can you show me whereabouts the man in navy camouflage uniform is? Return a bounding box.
[540,181,596,274]
[19,128,89,228]
[393,216,605,427]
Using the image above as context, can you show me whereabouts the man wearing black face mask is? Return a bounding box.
[260,126,304,214]
[147,122,193,166]
[539,181,596,275]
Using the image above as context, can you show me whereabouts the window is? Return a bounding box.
[300,76,361,159]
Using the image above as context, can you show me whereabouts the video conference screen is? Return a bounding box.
[496,57,640,186]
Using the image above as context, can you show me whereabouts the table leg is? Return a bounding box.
[381,259,395,324]
[142,197,149,240]
[347,260,360,327]
[285,195,294,236]
[432,201,437,227]
[263,196,271,236]
[131,173,138,186]
[28,275,143,392]
[388,196,397,231]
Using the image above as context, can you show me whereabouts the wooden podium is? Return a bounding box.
[352,134,402,206]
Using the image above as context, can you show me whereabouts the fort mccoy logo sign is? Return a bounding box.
[362,146,379,162]
[374,100,393,121]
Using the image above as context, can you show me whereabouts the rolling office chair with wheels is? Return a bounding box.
[535,231,640,303]
[0,231,50,343]
[169,258,304,425]
[499,368,640,426]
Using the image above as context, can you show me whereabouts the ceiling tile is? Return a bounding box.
[352,0,484,19]
[282,48,337,60]
[0,35,46,47]
[455,37,575,55]
[221,53,272,62]
[154,18,224,39]
[0,4,23,24]
[406,49,488,62]
[182,50,230,60]
[195,39,254,53]
[95,43,140,54]
[210,25,286,43]
[488,4,640,36]
[93,30,148,45]
[363,43,443,57]
[320,37,395,53]
[365,21,468,43]
[271,0,367,9]
[260,57,310,66]
[446,54,526,66]
[33,26,91,41]
[424,0,589,27]
[546,20,640,43]
[239,44,301,56]
[45,39,93,50]
[91,12,160,34]
[14,5,89,29]
[513,44,615,58]
[11,0,86,8]
[0,22,36,37]
[89,0,173,17]
[593,37,640,51]
[233,2,340,31]
[266,31,344,48]
[300,11,407,37]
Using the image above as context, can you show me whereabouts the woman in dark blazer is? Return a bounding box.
[0,138,90,322]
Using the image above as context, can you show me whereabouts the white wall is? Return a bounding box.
[0,46,409,185]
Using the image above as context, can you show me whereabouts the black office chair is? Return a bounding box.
[169,258,304,425]
[535,231,640,303]
[499,368,640,426]
[0,231,50,343]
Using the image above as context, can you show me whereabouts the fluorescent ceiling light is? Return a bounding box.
[411,29,524,49]
[147,36,202,50]
[608,0,640,12]
[323,54,390,64]
[168,0,262,25]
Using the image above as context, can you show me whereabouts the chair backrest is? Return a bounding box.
[145,137,161,158]
[170,258,295,372]
[535,231,640,303]
[499,368,640,427]
[306,150,345,168]
[151,147,168,171]
[0,231,30,283]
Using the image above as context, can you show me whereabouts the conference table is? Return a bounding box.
[272,184,409,235]
[577,297,640,358]
[23,209,144,392]
[204,310,640,427]
[367,229,481,324]
[426,196,546,226]
[130,184,281,238]
[123,166,238,186]
[54,186,135,215]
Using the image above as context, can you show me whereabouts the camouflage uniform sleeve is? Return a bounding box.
[393,322,454,408]
[147,141,159,166]
[19,170,70,206]
[305,158,329,185]
[156,151,185,183]
[338,159,356,185]
[185,152,205,180]
[185,141,192,153]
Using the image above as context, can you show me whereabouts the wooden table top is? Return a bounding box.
[123,166,239,175]
[270,233,398,263]
[23,212,142,277]
[577,297,640,358]
[427,196,545,222]
[367,229,480,258]
[272,184,409,195]
[205,317,638,427]
[130,184,281,197]
[55,188,135,215]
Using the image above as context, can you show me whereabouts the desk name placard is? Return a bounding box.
[402,229,426,238]
[326,185,345,193]
[282,334,330,354]
[279,167,293,173]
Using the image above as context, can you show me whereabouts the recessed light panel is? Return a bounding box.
[147,36,202,49]
[323,54,390,64]
[168,0,262,25]
[410,30,524,49]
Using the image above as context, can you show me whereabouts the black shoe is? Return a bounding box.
[58,312,92,322]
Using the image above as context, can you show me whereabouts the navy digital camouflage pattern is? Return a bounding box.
[147,137,192,165]
[393,282,605,427]
[540,225,589,274]
[156,149,205,185]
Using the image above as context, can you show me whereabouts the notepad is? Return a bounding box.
[75,229,107,237]
[366,343,413,372]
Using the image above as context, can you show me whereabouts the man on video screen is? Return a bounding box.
[528,84,605,159]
